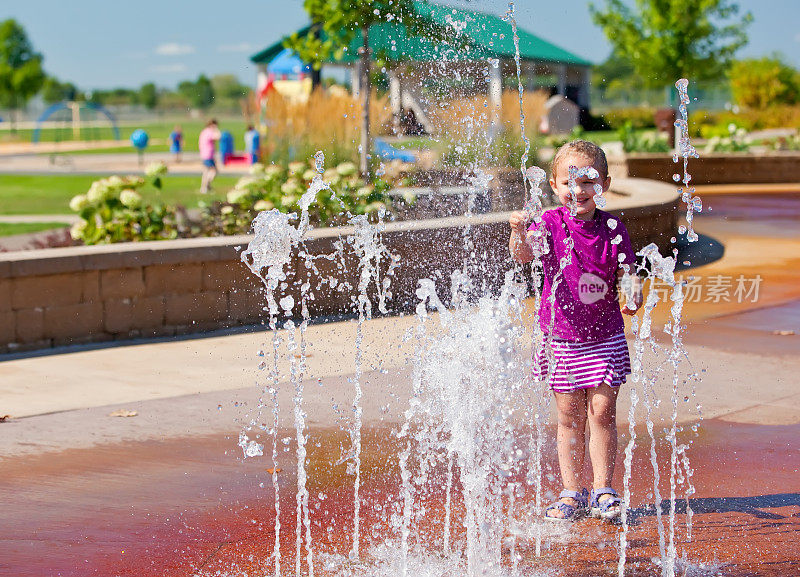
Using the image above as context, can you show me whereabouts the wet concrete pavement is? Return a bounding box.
[1,192,800,575]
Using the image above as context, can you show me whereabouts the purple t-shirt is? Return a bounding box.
[529,206,636,342]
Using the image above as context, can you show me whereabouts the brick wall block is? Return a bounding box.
[12,273,88,310]
[145,263,203,296]
[82,270,100,302]
[15,308,45,343]
[0,279,10,311]
[105,296,166,334]
[0,311,14,343]
[228,286,265,323]
[104,298,134,334]
[101,268,146,299]
[202,260,253,291]
[165,291,228,326]
[43,302,104,340]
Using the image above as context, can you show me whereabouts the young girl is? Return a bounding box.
[509,140,643,521]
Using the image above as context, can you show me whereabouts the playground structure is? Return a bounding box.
[31,101,120,144]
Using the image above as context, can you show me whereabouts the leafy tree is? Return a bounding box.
[41,76,78,103]
[139,82,158,110]
[178,74,214,110]
[87,88,138,106]
[592,50,647,103]
[0,19,45,125]
[285,0,421,179]
[211,74,249,101]
[590,0,752,90]
[729,56,799,109]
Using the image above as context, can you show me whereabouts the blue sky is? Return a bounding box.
[7,0,799,90]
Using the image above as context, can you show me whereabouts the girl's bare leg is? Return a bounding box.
[587,383,620,508]
[548,390,587,518]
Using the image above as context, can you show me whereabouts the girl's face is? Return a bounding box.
[550,153,611,220]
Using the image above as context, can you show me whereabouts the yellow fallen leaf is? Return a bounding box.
[108,409,138,417]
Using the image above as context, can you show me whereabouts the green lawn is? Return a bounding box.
[3,117,253,155]
[0,174,237,215]
[0,221,70,237]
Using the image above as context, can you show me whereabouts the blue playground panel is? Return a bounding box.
[374,138,416,163]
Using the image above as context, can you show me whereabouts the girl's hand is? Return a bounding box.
[620,273,643,315]
[509,211,531,235]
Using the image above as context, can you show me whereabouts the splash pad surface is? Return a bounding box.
[2,419,798,577]
[3,7,800,572]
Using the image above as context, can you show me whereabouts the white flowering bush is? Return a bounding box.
[69,167,179,245]
[68,159,414,243]
[704,125,752,153]
[770,133,800,151]
[199,159,409,236]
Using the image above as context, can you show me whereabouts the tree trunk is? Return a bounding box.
[359,27,371,181]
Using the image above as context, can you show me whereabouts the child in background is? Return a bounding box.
[198,119,221,194]
[244,125,261,165]
[169,125,183,163]
[508,140,643,521]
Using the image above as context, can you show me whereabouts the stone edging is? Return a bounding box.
[0,178,680,353]
[609,151,800,185]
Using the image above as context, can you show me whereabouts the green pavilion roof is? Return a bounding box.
[251,2,591,67]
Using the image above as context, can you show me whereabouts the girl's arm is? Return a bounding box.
[618,268,643,315]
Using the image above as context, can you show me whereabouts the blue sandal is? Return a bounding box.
[544,488,589,521]
[590,487,622,521]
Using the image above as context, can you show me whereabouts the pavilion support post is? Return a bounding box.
[525,61,537,92]
[577,66,591,109]
[358,27,371,180]
[489,60,503,134]
[256,65,269,130]
[557,64,567,96]
[351,64,361,96]
[389,71,402,134]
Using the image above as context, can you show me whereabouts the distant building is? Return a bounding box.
[251,2,592,132]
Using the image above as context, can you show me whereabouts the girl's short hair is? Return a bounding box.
[551,140,608,179]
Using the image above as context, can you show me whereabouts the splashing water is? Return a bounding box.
[347,211,397,560]
[235,10,707,574]
[674,79,701,243]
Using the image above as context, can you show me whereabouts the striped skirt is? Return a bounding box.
[534,332,631,393]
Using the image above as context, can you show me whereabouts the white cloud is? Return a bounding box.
[795,32,800,43]
[149,63,188,73]
[217,42,258,53]
[155,43,196,56]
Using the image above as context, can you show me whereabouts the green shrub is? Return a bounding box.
[729,57,799,109]
[599,107,657,130]
[618,122,670,153]
[692,105,800,137]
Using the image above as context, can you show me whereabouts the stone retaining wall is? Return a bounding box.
[0,182,680,353]
[609,152,800,185]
